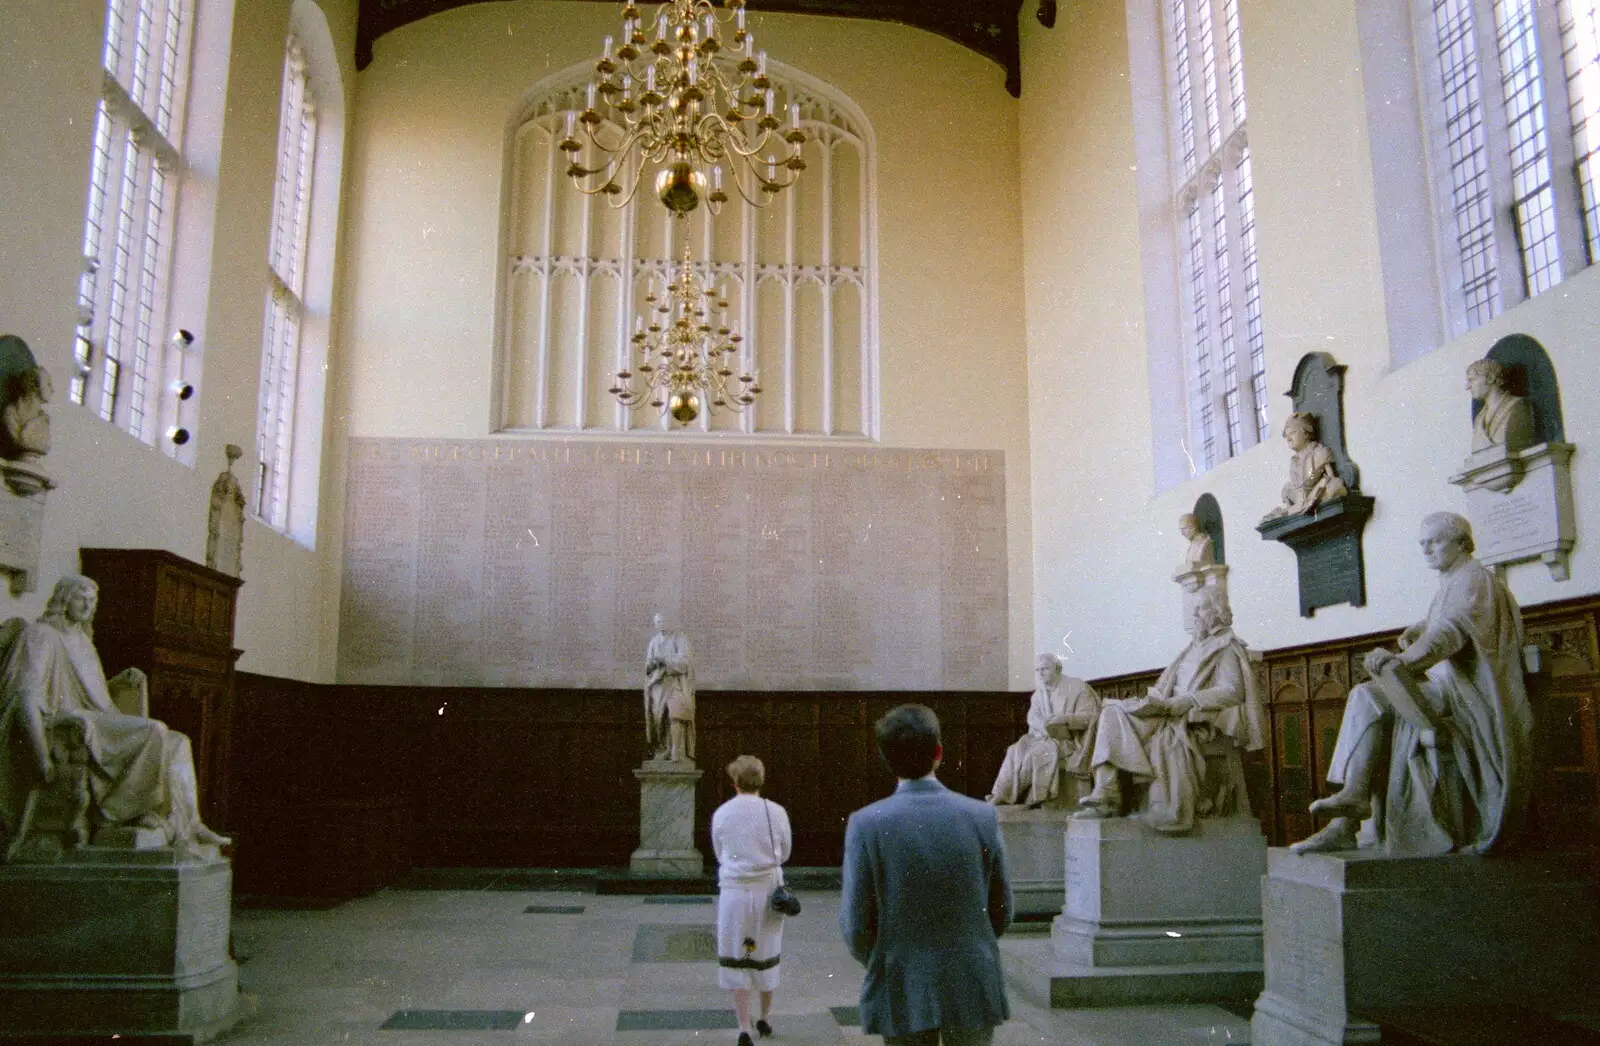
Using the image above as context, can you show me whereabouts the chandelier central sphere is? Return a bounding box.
[559,0,809,217]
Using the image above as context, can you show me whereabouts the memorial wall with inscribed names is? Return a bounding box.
[338,438,1008,689]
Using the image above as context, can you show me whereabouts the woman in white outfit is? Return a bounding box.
[711,755,792,1046]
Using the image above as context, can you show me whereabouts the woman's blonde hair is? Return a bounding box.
[727,754,765,792]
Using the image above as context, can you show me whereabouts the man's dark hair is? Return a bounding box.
[875,704,941,779]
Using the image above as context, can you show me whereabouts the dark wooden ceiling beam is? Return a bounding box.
[356,0,1029,96]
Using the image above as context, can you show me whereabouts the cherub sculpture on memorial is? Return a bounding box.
[0,575,230,862]
[1075,586,1264,833]
[1260,412,1348,524]
[644,612,696,764]
[1290,512,1531,857]
[987,652,1102,808]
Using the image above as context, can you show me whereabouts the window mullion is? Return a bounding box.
[1475,0,1530,309]
[1218,147,1257,450]
[1535,0,1590,275]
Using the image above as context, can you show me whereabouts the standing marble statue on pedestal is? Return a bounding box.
[988,653,1101,808]
[644,612,695,764]
[1291,511,1531,857]
[1076,587,1264,833]
[206,443,245,578]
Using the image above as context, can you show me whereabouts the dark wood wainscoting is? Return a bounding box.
[1090,593,1600,852]
[227,680,1027,895]
[229,594,1599,895]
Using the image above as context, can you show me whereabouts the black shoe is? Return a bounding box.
[756,1018,773,1037]
[737,1033,755,1046]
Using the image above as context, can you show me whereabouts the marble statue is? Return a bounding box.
[1291,512,1532,856]
[644,612,695,763]
[987,652,1102,807]
[206,444,245,578]
[1260,412,1348,523]
[0,575,229,858]
[1177,513,1216,575]
[1076,587,1264,833]
[0,363,52,462]
[1466,358,1535,455]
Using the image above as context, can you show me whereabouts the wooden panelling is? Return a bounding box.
[226,680,1027,893]
[223,593,1600,893]
[80,549,242,829]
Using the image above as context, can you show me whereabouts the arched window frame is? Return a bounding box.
[254,0,344,544]
[1132,0,1269,488]
[70,0,232,461]
[492,57,880,440]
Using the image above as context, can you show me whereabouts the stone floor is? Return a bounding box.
[223,884,1252,1045]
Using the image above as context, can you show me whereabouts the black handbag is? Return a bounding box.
[762,798,801,916]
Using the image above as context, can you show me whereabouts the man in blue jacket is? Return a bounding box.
[840,704,1014,1045]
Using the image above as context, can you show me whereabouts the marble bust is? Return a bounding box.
[1261,412,1348,523]
[1075,587,1263,833]
[1290,512,1531,856]
[987,653,1101,808]
[1177,513,1215,575]
[1466,358,1535,456]
[0,363,52,462]
[0,575,229,859]
[644,612,695,763]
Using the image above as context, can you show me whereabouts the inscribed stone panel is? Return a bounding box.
[337,439,1007,689]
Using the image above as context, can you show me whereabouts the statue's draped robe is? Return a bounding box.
[1090,630,1263,833]
[0,617,200,841]
[644,629,695,757]
[989,678,1101,805]
[1328,557,1531,855]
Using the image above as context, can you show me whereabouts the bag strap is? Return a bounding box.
[761,797,785,886]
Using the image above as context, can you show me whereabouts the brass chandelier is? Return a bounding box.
[559,0,808,217]
[609,244,760,424]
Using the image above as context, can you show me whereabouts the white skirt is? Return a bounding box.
[715,881,785,991]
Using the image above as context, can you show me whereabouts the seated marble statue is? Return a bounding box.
[987,652,1101,808]
[1076,588,1264,833]
[1175,513,1216,578]
[1260,412,1348,523]
[0,575,228,858]
[1291,513,1532,857]
[1466,358,1535,456]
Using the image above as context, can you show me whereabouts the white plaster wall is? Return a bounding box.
[1023,0,1600,678]
[330,2,1037,686]
[0,0,357,680]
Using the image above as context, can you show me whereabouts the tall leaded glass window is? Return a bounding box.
[498,61,876,438]
[256,36,317,531]
[1418,0,1600,331]
[1166,0,1267,472]
[72,0,195,448]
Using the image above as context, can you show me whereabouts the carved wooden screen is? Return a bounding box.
[497,61,876,439]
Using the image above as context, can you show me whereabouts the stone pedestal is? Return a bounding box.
[0,851,239,1041]
[1257,496,1374,618]
[630,759,705,877]
[995,799,1080,918]
[1002,816,1265,1008]
[1450,442,1576,581]
[1251,847,1599,1046]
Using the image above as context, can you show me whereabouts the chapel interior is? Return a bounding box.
[2,0,1599,1042]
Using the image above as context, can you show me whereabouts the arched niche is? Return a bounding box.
[1193,493,1225,565]
[1481,334,1565,445]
